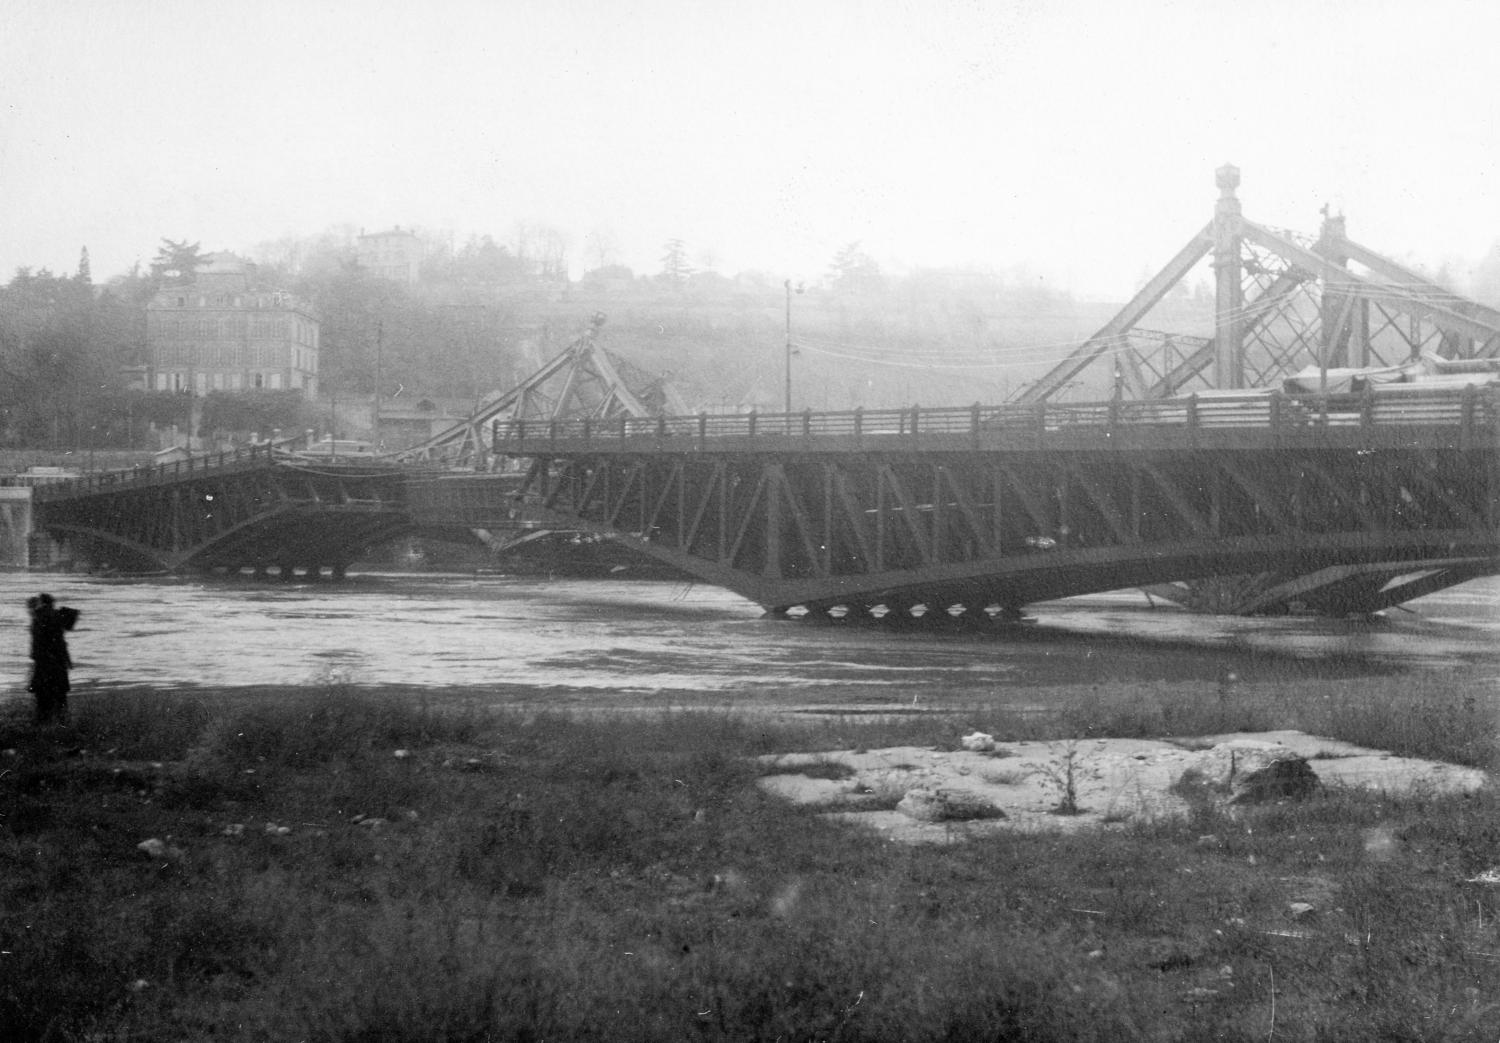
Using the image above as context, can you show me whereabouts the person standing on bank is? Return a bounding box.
[27,593,79,725]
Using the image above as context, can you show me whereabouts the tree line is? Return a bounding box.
[1,226,1164,451]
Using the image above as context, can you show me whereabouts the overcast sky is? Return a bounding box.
[3,0,1497,298]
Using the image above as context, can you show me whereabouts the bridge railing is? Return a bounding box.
[492,384,1498,452]
[30,435,324,501]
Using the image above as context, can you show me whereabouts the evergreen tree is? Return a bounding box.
[827,241,884,295]
[150,239,206,284]
[659,238,692,286]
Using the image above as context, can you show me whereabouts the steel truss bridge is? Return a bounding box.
[32,386,1499,616]
[482,390,1498,618]
[26,167,1500,616]
[30,446,412,577]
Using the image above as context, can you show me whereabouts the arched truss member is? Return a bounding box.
[395,313,685,468]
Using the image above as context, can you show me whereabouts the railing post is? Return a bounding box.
[548,419,558,443]
[1033,401,1046,446]
[698,411,708,447]
[1187,394,1199,445]
[1269,391,1283,447]
[910,404,920,442]
[582,417,591,442]
[970,402,981,446]
[802,408,812,437]
[748,411,757,439]
[657,415,667,438]
[620,414,628,440]
[1360,385,1375,430]
[853,406,864,442]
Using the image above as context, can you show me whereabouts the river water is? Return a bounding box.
[1,571,1496,706]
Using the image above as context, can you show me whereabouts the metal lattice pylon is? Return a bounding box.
[1018,165,1500,404]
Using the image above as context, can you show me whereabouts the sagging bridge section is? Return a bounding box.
[30,446,413,578]
[29,388,1500,616]
[471,389,1498,618]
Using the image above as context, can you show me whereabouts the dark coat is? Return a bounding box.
[29,604,78,697]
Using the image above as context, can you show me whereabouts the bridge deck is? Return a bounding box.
[25,387,1500,618]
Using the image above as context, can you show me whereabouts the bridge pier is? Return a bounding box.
[0,488,32,567]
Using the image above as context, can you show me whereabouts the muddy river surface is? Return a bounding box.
[0,572,1496,702]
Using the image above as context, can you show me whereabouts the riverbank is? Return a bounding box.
[3,674,1499,1041]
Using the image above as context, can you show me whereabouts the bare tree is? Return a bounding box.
[585,226,619,271]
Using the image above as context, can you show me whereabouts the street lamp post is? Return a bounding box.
[784,279,803,424]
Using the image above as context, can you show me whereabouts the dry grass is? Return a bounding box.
[1,672,1498,1041]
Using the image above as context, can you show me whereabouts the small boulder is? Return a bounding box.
[136,838,184,860]
[1231,757,1319,804]
[1187,740,1320,805]
[896,787,1003,822]
[961,731,997,752]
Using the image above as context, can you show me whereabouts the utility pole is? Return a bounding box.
[373,320,383,451]
[784,279,803,427]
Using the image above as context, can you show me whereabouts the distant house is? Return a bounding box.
[375,396,467,450]
[142,253,319,396]
[356,227,424,284]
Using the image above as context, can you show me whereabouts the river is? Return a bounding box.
[1,571,1496,707]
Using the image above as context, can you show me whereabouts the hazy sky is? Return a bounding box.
[3,0,1497,298]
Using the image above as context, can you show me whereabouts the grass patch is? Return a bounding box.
[1,675,1498,1040]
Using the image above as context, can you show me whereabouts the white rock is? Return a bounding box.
[896,787,1001,822]
[961,731,996,752]
[1191,740,1301,786]
[136,838,184,860]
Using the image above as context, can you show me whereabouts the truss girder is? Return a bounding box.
[1017,223,1215,404]
[397,322,673,466]
[1335,235,1500,338]
[1240,221,1500,349]
[1022,175,1500,404]
[492,445,1497,614]
[34,462,409,572]
[1222,557,1500,617]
